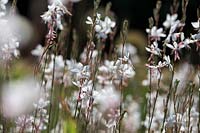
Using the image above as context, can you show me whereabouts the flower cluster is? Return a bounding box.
[0,18,20,63]
[31,38,135,131]
[165,107,199,132]
[86,13,116,39]
[41,0,71,30]
[0,37,20,62]
[1,1,199,133]
[16,97,49,132]
[144,12,200,133]
[190,19,200,50]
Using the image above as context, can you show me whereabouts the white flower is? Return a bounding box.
[191,20,200,29]
[145,41,161,56]
[100,16,116,34]
[163,14,178,28]
[16,96,49,132]
[70,62,90,79]
[72,80,93,100]
[163,55,173,71]
[120,64,135,78]
[16,115,34,132]
[146,26,166,40]
[166,32,191,53]
[115,53,135,79]
[31,44,44,57]
[97,60,118,85]
[66,59,78,70]
[117,43,140,64]
[41,0,71,30]
[45,55,65,73]
[123,97,141,132]
[0,37,20,61]
[146,61,165,69]
[33,98,50,109]
[172,32,184,42]
[86,13,116,39]
[105,109,120,128]
[146,56,172,70]
[165,20,184,43]
[96,16,116,39]
[191,33,200,40]
[165,113,182,128]
[94,85,120,113]
[99,60,117,73]
[166,41,185,50]
[86,13,101,25]
[86,16,93,25]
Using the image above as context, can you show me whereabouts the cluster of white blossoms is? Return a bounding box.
[0,2,33,64]
[146,13,200,71]
[41,0,71,30]
[164,107,199,132]
[117,43,140,64]
[143,91,199,133]
[1,77,50,132]
[1,0,199,132]
[146,26,166,41]
[144,12,200,133]
[97,53,135,87]
[13,2,73,131]
[0,14,20,63]
[122,95,141,132]
[31,33,136,131]
[15,96,50,132]
[0,36,20,62]
[143,92,167,132]
[86,13,116,39]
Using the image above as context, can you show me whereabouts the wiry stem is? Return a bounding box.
[149,69,162,132]
[84,1,101,131]
[161,63,175,132]
[147,68,152,133]
[32,52,49,133]
[118,20,128,133]
[187,83,194,133]
[74,86,82,118]
[47,45,57,132]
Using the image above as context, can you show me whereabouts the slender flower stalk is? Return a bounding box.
[47,51,56,132]
[118,20,128,133]
[161,62,175,132]
[148,70,161,133]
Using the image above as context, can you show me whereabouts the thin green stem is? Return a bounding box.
[32,52,49,133]
[47,45,57,132]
